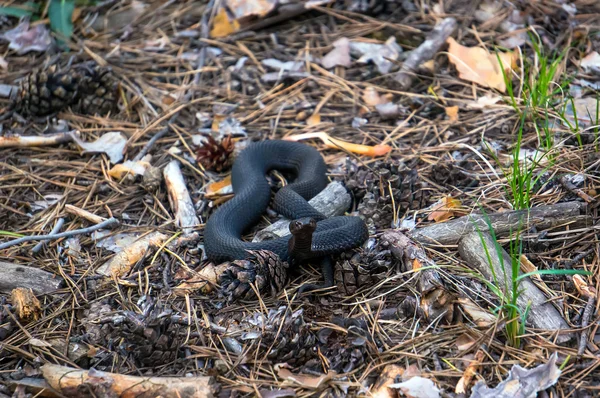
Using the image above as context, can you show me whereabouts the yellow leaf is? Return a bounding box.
[284,132,392,157]
[210,8,240,38]
[307,113,321,126]
[428,196,463,222]
[445,106,459,122]
[446,37,517,93]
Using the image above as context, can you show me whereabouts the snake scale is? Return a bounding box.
[203,140,369,272]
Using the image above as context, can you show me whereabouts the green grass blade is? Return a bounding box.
[0,2,39,18]
[517,269,592,282]
[48,0,75,49]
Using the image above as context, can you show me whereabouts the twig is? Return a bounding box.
[393,17,457,89]
[578,295,596,355]
[32,218,65,253]
[0,218,119,250]
[133,123,172,161]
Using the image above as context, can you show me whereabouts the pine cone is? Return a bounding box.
[343,159,430,230]
[13,64,118,117]
[430,162,477,189]
[196,134,235,172]
[75,65,119,115]
[335,238,394,295]
[14,66,83,117]
[218,250,289,302]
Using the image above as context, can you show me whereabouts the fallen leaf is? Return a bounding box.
[92,231,143,253]
[447,37,518,93]
[321,37,351,69]
[226,0,277,20]
[206,175,233,199]
[474,0,503,22]
[456,348,486,394]
[108,158,152,179]
[284,132,392,157]
[467,94,502,109]
[427,196,463,222]
[262,58,306,72]
[276,365,335,389]
[573,274,597,298]
[349,36,402,74]
[389,377,441,398]
[307,113,321,126]
[445,106,459,122]
[455,333,477,351]
[456,297,496,326]
[371,364,405,398]
[470,353,561,398]
[70,132,127,164]
[362,86,392,106]
[421,59,435,72]
[564,97,600,127]
[580,51,600,74]
[29,338,52,348]
[210,7,240,38]
[0,21,52,55]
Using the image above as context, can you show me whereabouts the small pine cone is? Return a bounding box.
[335,239,393,294]
[344,158,430,230]
[430,162,477,189]
[76,65,119,115]
[218,250,288,302]
[196,134,235,172]
[14,66,83,117]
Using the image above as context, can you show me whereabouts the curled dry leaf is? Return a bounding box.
[284,132,391,157]
[467,94,502,109]
[320,37,351,69]
[0,21,53,55]
[446,37,518,93]
[350,37,402,74]
[11,287,42,321]
[206,175,233,199]
[108,158,152,179]
[70,132,127,164]
[455,333,477,351]
[210,7,241,38]
[573,274,596,298]
[362,86,393,106]
[427,196,463,222]
[306,113,322,126]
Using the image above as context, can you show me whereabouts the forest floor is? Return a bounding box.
[0,1,600,397]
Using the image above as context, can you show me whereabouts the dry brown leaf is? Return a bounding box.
[371,364,405,398]
[456,348,486,394]
[226,0,277,20]
[11,287,42,321]
[206,175,233,199]
[455,333,477,351]
[389,377,441,398]
[210,8,240,38]
[427,196,463,222]
[306,113,322,126]
[284,132,392,157]
[456,297,495,326]
[447,37,518,92]
[108,159,152,179]
[580,51,600,73]
[362,86,392,106]
[276,365,335,389]
[445,106,459,122]
[573,274,597,298]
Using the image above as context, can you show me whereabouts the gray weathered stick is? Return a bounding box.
[164,160,200,235]
[393,17,457,89]
[458,231,574,344]
[410,201,589,246]
[0,262,63,295]
[252,181,351,242]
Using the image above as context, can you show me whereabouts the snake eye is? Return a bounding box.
[309,219,317,229]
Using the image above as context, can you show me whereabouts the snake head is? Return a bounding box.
[289,217,317,235]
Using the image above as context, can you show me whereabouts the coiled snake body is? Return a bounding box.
[204,140,368,289]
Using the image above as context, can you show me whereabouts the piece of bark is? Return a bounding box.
[0,132,76,148]
[458,231,574,344]
[252,181,351,242]
[393,17,457,89]
[12,364,217,398]
[410,201,589,246]
[11,288,42,321]
[164,160,201,235]
[96,231,169,278]
[0,262,62,295]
